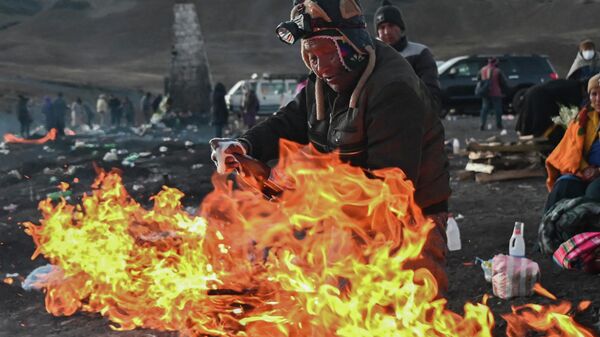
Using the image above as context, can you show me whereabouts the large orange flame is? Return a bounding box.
[4,128,57,144]
[23,140,594,336]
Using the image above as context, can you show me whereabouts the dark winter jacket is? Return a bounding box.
[538,197,600,255]
[212,83,229,125]
[17,97,31,124]
[240,40,450,213]
[391,37,442,114]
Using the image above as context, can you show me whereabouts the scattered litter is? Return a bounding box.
[8,169,22,180]
[56,156,67,162]
[455,213,465,220]
[191,163,204,170]
[499,129,508,136]
[5,273,19,278]
[132,184,144,192]
[49,176,58,183]
[73,140,87,149]
[162,137,172,142]
[188,149,196,154]
[117,149,129,155]
[475,257,493,282]
[103,151,118,162]
[46,190,73,201]
[2,204,18,213]
[122,153,140,167]
[65,165,82,176]
[42,145,55,153]
[159,146,168,153]
[517,184,535,190]
[184,141,194,147]
[139,152,152,158]
[0,149,9,155]
[22,264,63,291]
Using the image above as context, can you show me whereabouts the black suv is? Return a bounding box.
[438,54,558,114]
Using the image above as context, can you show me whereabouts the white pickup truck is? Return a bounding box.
[225,73,305,116]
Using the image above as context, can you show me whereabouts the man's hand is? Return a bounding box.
[209,138,247,174]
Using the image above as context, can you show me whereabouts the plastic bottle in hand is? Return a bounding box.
[446,214,461,251]
[509,221,525,257]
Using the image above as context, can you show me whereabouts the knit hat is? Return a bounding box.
[282,0,377,120]
[588,73,600,93]
[373,0,406,31]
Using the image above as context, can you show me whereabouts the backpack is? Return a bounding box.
[475,67,493,97]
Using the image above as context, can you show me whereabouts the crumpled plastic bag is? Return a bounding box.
[492,254,540,299]
[22,264,63,291]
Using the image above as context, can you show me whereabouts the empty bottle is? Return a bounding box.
[452,138,460,154]
[446,214,461,251]
[509,221,526,257]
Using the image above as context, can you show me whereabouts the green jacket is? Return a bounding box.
[240,40,450,213]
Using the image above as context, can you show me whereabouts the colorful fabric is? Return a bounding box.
[545,108,587,190]
[553,232,600,272]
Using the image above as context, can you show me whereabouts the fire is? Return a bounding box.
[3,128,57,144]
[23,140,594,336]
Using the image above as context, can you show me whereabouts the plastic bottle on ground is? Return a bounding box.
[446,214,461,251]
[509,221,526,257]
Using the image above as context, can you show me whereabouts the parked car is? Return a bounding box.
[438,54,559,115]
[225,73,305,116]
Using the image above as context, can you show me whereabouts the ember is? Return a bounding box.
[4,128,57,144]
[23,140,594,336]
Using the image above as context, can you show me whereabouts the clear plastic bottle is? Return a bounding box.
[446,214,461,251]
[509,221,526,257]
[452,138,460,154]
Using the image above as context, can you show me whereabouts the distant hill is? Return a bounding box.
[0,0,599,92]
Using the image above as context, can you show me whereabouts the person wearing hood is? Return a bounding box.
[567,39,600,84]
[374,0,442,115]
[209,0,450,293]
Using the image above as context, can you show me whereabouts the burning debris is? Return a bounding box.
[20,140,596,337]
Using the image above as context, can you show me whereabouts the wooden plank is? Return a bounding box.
[475,167,546,183]
[466,142,554,153]
[466,162,494,174]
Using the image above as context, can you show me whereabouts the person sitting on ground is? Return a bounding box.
[567,39,600,84]
[373,0,442,115]
[209,0,450,293]
[545,73,600,211]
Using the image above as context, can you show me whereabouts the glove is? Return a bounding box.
[209,138,247,174]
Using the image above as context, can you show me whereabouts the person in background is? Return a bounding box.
[70,97,85,128]
[374,0,442,115]
[478,57,508,131]
[41,96,54,131]
[545,73,600,211]
[108,94,122,127]
[140,92,153,124]
[16,94,32,138]
[82,100,94,128]
[96,94,109,127]
[52,92,68,136]
[567,39,600,84]
[152,94,163,114]
[212,82,229,138]
[241,85,259,129]
[210,0,450,293]
[122,97,135,126]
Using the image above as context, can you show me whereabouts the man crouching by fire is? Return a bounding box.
[209,0,451,293]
